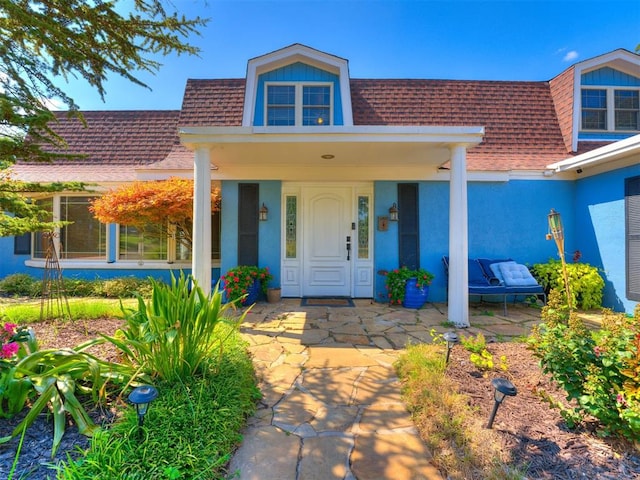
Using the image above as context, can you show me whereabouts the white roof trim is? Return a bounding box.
[242,44,353,127]
[180,125,485,146]
[548,133,640,173]
[570,49,640,152]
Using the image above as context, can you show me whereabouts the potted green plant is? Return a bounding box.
[384,266,434,308]
[221,266,273,305]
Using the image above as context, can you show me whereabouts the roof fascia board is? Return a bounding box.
[548,133,640,172]
[180,125,485,146]
[242,44,353,127]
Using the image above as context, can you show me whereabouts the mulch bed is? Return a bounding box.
[2,318,640,479]
[446,342,640,479]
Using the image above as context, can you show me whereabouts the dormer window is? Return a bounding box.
[266,83,332,126]
[581,87,639,132]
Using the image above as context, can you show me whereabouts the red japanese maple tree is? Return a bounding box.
[90,178,220,251]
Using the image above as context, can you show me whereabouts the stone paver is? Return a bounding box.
[230,301,541,480]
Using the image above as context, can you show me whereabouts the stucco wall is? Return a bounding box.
[575,162,640,314]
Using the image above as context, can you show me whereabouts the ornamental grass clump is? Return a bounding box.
[529,290,640,440]
[105,272,247,382]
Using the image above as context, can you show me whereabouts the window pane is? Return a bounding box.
[303,107,330,126]
[119,224,166,261]
[582,110,606,130]
[285,196,297,258]
[303,86,330,125]
[33,199,53,259]
[60,196,106,259]
[267,85,295,105]
[267,106,295,126]
[582,89,606,108]
[615,90,639,131]
[616,111,639,131]
[358,196,369,259]
[267,85,296,126]
[303,86,330,106]
[615,90,639,109]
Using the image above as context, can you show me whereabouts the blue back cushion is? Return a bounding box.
[468,259,490,286]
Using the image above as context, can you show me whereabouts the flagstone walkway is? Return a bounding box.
[228,299,543,480]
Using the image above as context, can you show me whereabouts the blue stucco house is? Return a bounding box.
[5,45,640,325]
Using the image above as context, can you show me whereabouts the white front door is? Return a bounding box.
[302,186,352,297]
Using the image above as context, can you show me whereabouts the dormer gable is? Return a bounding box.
[553,49,640,152]
[241,44,353,127]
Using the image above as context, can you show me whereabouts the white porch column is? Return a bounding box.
[192,146,212,292]
[448,144,469,328]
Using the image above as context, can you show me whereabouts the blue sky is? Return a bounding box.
[67,0,640,111]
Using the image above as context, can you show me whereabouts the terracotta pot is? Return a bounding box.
[267,287,281,303]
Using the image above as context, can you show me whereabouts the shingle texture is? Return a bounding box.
[13,110,181,182]
[179,79,245,126]
[350,79,570,169]
[38,110,181,165]
[15,73,612,180]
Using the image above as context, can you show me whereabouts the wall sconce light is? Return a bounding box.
[259,203,268,221]
[443,331,459,364]
[388,202,399,222]
[486,378,517,429]
[128,385,158,427]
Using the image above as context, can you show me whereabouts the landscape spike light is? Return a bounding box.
[128,385,158,427]
[443,331,459,364]
[486,378,517,429]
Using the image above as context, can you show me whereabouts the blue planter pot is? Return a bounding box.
[242,279,261,306]
[403,278,429,309]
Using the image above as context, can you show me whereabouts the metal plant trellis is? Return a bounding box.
[40,231,72,321]
[547,209,573,311]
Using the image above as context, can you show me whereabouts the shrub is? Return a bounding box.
[0,322,135,455]
[531,259,605,309]
[57,328,258,479]
[0,274,40,297]
[63,278,97,297]
[529,290,640,440]
[97,277,153,298]
[104,273,247,382]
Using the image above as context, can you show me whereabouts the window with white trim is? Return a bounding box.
[581,87,640,132]
[266,83,332,126]
[31,195,221,263]
[33,196,106,260]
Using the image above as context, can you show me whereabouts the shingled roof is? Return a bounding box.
[13,110,181,182]
[14,74,594,179]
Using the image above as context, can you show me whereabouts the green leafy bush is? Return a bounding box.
[0,274,40,297]
[460,333,508,372]
[94,277,153,298]
[0,323,135,455]
[529,290,640,440]
[57,324,259,479]
[0,274,153,299]
[104,273,246,382]
[531,259,604,309]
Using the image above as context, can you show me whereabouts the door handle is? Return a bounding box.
[346,236,351,261]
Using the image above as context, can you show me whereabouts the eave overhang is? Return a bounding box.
[178,125,485,180]
[548,133,640,178]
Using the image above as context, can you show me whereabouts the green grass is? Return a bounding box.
[0,298,137,324]
[395,344,526,480]
[55,323,259,479]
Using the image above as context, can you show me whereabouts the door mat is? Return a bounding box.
[301,297,355,307]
